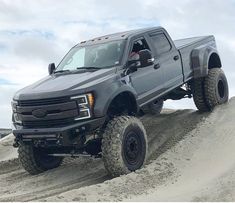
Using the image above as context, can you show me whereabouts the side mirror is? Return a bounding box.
[139,49,154,68]
[48,63,56,75]
[125,60,139,75]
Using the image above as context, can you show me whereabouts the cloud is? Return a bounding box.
[13,36,62,62]
[0,78,16,85]
[0,0,235,127]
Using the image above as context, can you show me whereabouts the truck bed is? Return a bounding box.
[173,35,216,82]
[174,36,213,49]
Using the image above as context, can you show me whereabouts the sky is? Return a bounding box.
[0,0,235,128]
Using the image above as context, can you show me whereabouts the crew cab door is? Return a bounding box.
[147,31,183,91]
[128,36,165,105]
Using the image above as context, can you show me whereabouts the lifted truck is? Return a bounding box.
[12,27,229,176]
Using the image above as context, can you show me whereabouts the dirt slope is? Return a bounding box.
[0,98,234,201]
[0,134,17,162]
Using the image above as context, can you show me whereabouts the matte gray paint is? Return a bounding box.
[13,27,222,136]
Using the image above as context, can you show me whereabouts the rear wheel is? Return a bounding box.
[192,68,229,112]
[18,144,63,175]
[204,68,229,109]
[192,78,210,112]
[102,116,148,177]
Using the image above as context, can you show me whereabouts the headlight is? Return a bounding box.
[13,113,22,124]
[71,93,94,120]
[11,100,22,124]
[11,100,18,112]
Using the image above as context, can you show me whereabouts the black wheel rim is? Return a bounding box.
[123,131,142,166]
[218,79,225,99]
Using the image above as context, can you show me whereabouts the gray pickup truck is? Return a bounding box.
[12,27,228,177]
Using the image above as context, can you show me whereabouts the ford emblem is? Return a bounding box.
[32,108,47,118]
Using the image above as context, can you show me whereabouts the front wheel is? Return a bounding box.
[102,116,148,177]
[18,144,63,175]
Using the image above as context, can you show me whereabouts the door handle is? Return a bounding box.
[174,55,179,61]
[154,63,160,69]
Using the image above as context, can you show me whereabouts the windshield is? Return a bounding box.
[56,40,126,71]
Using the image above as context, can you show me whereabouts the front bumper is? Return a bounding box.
[12,117,105,147]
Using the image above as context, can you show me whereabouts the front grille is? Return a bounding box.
[18,97,70,107]
[17,96,79,128]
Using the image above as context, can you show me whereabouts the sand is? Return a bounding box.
[0,98,234,201]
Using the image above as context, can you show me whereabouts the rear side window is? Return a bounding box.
[149,33,171,55]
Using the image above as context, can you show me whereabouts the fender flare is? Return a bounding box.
[103,85,138,116]
[191,46,221,78]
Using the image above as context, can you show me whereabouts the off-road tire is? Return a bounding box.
[204,68,229,110]
[192,77,210,112]
[102,116,148,177]
[18,144,63,175]
[142,100,164,115]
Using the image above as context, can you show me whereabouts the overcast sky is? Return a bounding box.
[0,0,235,128]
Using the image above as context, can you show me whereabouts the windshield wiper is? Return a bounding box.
[76,66,102,70]
[54,69,71,74]
[54,67,102,74]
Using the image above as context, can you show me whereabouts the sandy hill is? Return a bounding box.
[0,98,234,201]
[0,129,11,139]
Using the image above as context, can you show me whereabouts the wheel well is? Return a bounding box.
[107,92,138,117]
[208,53,222,69]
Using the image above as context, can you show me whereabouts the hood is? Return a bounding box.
[14,68,117,100]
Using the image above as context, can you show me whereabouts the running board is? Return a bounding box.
[164,87,192,100]
[48,153,101,158]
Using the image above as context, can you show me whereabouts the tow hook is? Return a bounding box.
[13,138,19,148]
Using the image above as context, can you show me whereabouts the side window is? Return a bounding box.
[149,33,171,55]
[129,38,150,60]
